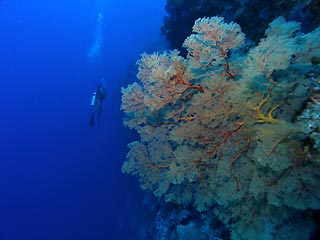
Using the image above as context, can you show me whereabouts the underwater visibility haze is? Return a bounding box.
[1,0,320,240]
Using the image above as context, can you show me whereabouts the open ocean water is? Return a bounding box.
[0,0,166,239]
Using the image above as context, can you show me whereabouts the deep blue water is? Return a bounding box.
[0,1,166,239]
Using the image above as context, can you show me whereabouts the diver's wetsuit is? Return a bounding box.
[90,83,106,127]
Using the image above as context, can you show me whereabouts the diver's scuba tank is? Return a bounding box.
[90,92,97,106]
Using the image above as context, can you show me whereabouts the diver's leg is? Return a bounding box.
[89,104,99,127]
[96,106,103,126]
[89,112,95,126]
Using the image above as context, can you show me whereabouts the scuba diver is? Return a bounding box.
[90,78,106,127]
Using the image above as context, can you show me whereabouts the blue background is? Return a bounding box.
[0,0,166,239]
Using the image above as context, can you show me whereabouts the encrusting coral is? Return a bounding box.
[121,16,320,240]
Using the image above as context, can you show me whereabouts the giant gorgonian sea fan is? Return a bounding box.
[121,16,320,240]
